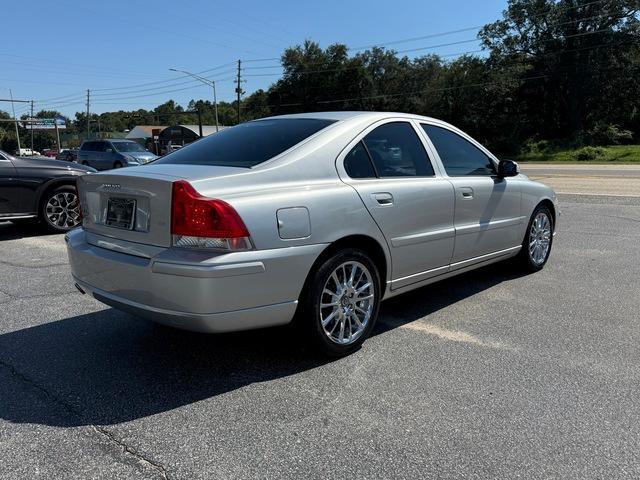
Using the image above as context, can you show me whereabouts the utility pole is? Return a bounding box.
[9,89,21,154]
[54,119,61,153]
[86,89,91,140]
[30,100,34,152]
[235,59,242,124]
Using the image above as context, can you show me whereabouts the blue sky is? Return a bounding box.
[1,0,507,118]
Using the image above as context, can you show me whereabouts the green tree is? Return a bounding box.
[479,0,640,140]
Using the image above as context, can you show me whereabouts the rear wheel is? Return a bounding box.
[298,248,381,357]
[40,185,81,233]
[518,205,554,271]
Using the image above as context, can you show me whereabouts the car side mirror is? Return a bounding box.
[498,159,519,177]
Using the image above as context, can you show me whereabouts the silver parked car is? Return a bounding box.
[77,139,158,171]
[66,112,557,356]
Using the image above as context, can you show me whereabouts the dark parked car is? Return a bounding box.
[0,149,96,232]
[77,139,157,170]
[56,148,78,162]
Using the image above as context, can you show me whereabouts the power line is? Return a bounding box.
[242,30,638,79]
[36,91,87,103]
[253,41,638,110]
[347,0,614,51]
[242,4,631,70]
[91,69,236,98]
[91,61,237,92]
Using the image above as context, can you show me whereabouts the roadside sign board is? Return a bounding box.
[23,116,67,130]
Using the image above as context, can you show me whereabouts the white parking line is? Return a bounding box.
[401,321,512,350]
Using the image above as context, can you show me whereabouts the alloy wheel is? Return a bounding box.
[45,191,80,229]
[528,211,552,265]
[319,261,375,345]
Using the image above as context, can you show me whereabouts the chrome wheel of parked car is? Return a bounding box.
[519,205,554,271]
[298,248,381,356]
[42,186,81,232]
[529,211,552,266]
[320,261,375,345]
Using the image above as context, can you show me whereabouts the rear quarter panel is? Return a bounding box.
[222,180,389,252]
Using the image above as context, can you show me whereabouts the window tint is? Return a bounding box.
[155,118,335,168]
[112,141,145,152]
[422,125,495,176]
[82,141,103,152]
[362,122,434,177]
[344,141,376,178]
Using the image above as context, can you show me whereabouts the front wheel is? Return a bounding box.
[518,205,554,271]
[40,185,81,233]
[297,249,381,357]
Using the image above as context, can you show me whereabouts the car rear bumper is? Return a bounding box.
[66,229,326,333]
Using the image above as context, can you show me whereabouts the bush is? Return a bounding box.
[522,138,553,154]
[588,123,633,146]
[572,146,606,162]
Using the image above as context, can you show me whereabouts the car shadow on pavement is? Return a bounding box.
[0,221,54,240]
[0,261,528,428]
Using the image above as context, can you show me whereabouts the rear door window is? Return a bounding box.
[82,142,103,152]
[362,122,434,177]
[344,142,376,179]
[155,118,336,168]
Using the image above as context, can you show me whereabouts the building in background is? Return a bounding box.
[125,125,168,154]
[158,125,227,154]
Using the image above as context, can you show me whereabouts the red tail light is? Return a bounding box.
[171,180,251,250]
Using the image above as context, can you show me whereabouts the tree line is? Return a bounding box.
[1,0,639,155]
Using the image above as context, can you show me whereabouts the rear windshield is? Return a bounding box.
[154,118,336,168]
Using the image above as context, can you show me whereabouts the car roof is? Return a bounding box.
[83,139,134,143]
[256,111,442,123]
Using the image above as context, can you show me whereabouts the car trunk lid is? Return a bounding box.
[78,165,249,248]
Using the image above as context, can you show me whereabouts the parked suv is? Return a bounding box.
[77,140,157,171]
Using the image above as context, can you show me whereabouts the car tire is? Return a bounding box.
[40,185,81,233]
[113,161,123,169]
[81,161,89,166]
[518,204,554,272]
[297,248,381,357]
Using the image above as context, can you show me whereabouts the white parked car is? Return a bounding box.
[15,148,41,156]
[66,112,557,356]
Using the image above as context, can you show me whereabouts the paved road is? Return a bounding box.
[521,163,640,196]
[1,196,640,479]
[520,163,640,177]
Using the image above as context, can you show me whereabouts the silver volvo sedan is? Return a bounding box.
[66,112,557,356]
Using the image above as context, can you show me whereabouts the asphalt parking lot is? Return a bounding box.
[1,192,640,479]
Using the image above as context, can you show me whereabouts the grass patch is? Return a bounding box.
[515,145,640,163]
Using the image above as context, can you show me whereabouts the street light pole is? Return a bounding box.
[8,89,21,154]
[169,68,219,132]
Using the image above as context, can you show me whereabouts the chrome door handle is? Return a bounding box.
[460,187,474,199]
[372,192,394,205]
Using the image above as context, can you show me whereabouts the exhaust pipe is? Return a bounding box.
[74,283,86,295]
